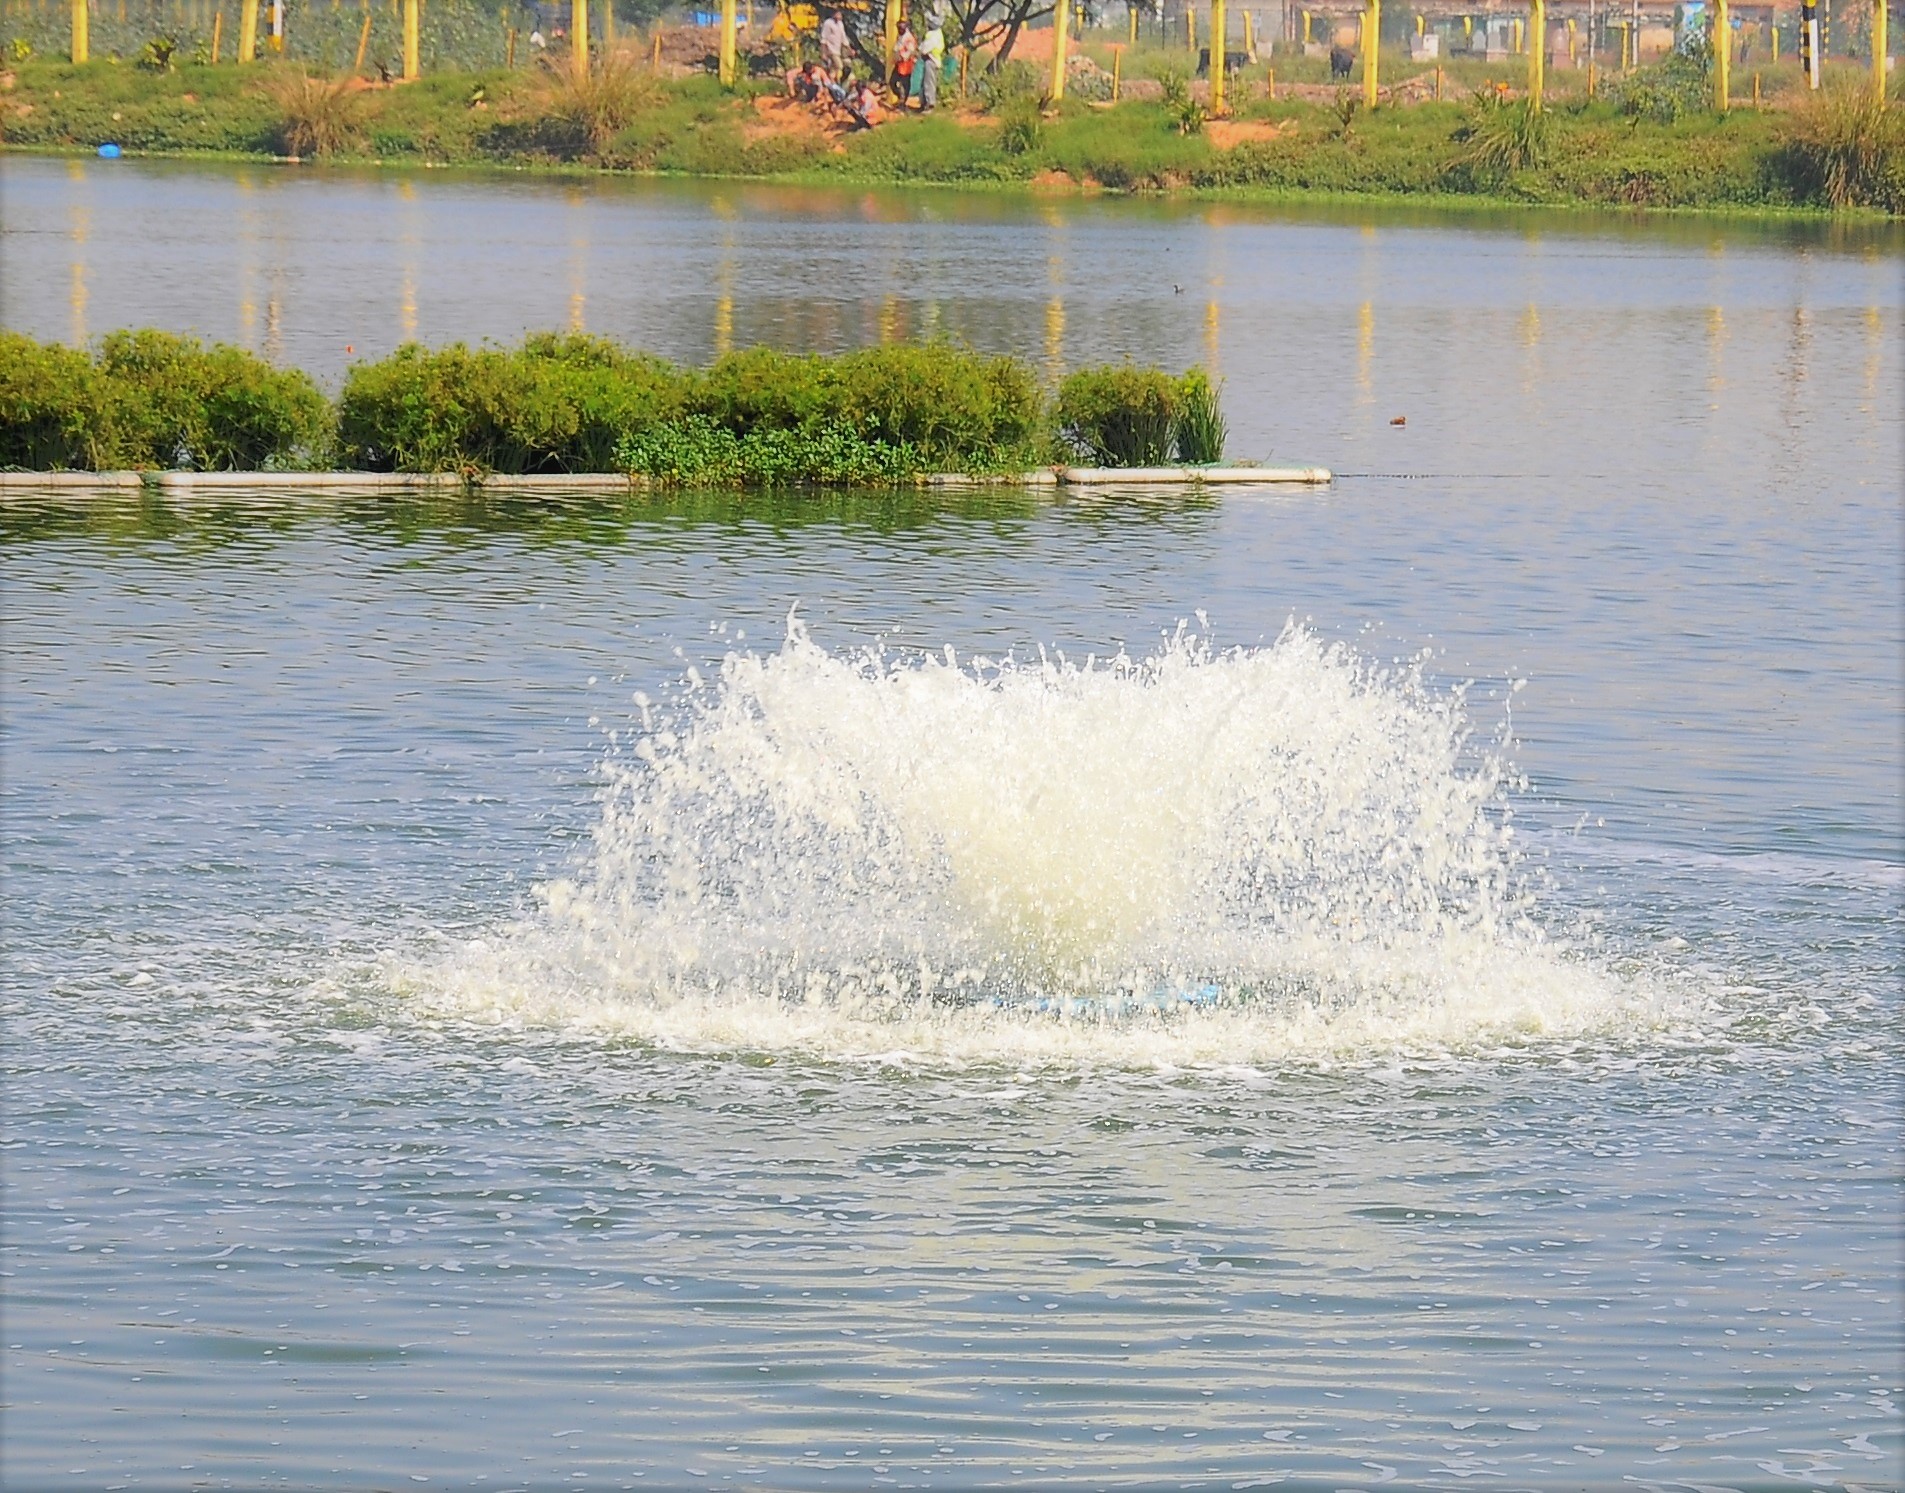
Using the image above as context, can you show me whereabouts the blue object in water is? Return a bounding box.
[97,144,122,159]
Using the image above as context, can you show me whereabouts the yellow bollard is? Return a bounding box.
[716,0,733,83]
[1874,0,1888,98]
[1211,0,1226,111]
[70,0,87,63]
[1128,3,1136,42]
[211,8,222,60]
[1111,43,1122,98]
[1512,16,1522,53]
[1050,0,1070,98]
[1752,69,1761,104]
[1186,4,1194,54]
[1302,8,1311,45]
[882,0,896,75]
[403,0,419,76]
[238,0,256,60]
[651,26,661,68]
[1244,6,1254,58]
[1363,0,1379,108]
[1713,0,1728,108]
[1266,63,1274,98]
[353,5,370,67]
[1527,0,1543,107]
[505,20,515,64]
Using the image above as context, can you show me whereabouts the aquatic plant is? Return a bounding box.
[265,68,368,157]
[1056,365,1180,467]
[1780,81,1904,211]
[616,416,921,487]
[1173,369,1227,465]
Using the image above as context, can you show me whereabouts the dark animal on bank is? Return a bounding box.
[1329,43,1354,78]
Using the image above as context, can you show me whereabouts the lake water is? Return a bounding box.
[3,156,1901,1490]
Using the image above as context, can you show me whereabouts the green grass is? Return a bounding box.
[1,49,1896,213]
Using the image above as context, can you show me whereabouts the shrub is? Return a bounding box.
[1056,364,1180,466]
[95,329,332,469]
[1174,369,1227,464]
[335,335,686,472]
[691,346,841,435]
[1780,81,1904,211]
[830,343,1046,469]
[1610,35,1711,124]
[0,333,108,471]
[265,68,367,157]
[995,97,1047,155]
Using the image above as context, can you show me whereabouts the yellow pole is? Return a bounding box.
[1111,42,1122,97]
[1211,0,1226,110]
[1051,0,1070,97]
[1302,8,1311,44]
[238,0,256,60]
[1713,0,1727,107]
[402,0,419,76]
[602,0,613,51]
[1244,6,1254,57]
[1362,0,1379,108]
[572,0,591,75]
[1266,62,1274,96]
[70,0,87,62]
[353,5,371,66]
[1528,0,1543,107]
[1752,68,1760,103]
[211,8,223,59]
[882,0,896,74]
[1770,22,1777,62]
[1875,0,1888,97]
[651,25,661,66]
[1512,15,1522,52]
[1186,4,1195,54]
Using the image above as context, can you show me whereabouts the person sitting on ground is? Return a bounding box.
[848,76,882,126]
[786,58,830,101]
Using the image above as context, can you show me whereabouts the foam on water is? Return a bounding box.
[396,620,1671,1064]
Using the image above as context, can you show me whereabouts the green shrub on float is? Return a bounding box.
[0,329,329,471]
[336,334,687,473]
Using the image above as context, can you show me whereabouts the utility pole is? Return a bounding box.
[1363,0,1380,108]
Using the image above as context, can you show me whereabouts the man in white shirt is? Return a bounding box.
[818,8,847,73]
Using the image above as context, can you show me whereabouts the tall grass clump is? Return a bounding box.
[1454,91,1550,175]
[335,334,685,472]
[1174,369,1227,464]
[541,54,660,157]
[1057,365,1180,466]
[1781,82,1904,210]
[265,69,367,157]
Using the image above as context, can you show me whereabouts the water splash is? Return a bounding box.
[398,619,1663,1064]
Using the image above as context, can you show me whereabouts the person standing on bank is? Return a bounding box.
[892,20,917,104]
[919,15,944,110]
[818,8,847,74]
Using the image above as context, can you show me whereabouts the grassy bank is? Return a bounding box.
[2,46,1899,213]
[0,328,1236,481]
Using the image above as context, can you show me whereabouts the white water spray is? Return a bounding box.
[402,620,1658,1064]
